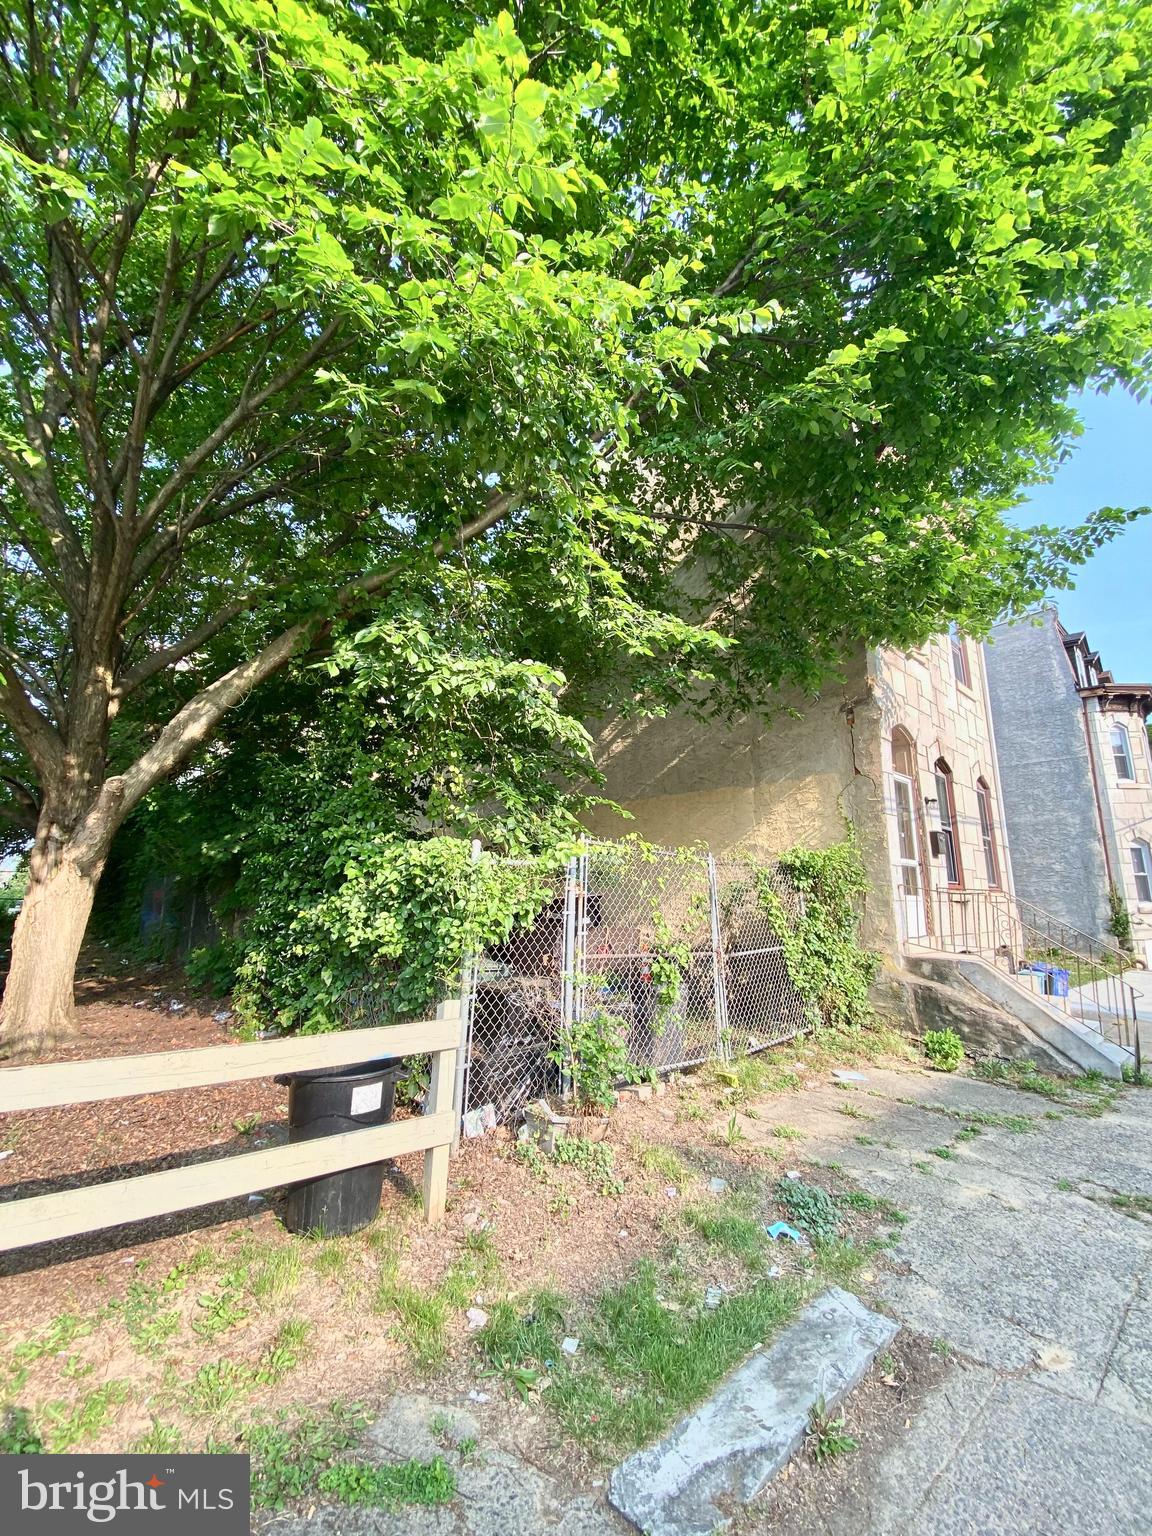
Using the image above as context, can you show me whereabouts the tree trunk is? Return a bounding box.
[0,791,118,1060]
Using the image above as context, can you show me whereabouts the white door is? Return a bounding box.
[893,774,927,942]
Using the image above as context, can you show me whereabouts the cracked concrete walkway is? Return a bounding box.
[746,1067,1152,1534]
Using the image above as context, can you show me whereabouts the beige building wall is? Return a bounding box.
[585,633,1013,959]
[1083,699,1152,964]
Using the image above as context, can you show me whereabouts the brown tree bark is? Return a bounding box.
[0,787,117,1059]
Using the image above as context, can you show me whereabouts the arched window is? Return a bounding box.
[976,777,1001,889]
[1112,722,1136,781]
[891,726,917,779]
[1132,842,1152,904]
[949,623,971,688]
[934,758,962,887]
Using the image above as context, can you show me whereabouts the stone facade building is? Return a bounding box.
[586,630,1014,959]
[984,609,1152,964]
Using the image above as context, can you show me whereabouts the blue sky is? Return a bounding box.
[1011,387,1152,682]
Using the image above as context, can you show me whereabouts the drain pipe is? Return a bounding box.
[1080,695,1118,892]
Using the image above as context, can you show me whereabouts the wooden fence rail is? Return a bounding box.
[0,1000,463,1253]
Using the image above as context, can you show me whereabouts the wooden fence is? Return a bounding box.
[0,1000,463,1253]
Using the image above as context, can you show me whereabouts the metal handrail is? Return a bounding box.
[907,885,1142,1053]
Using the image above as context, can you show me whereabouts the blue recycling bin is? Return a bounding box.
[1026,962,1070,998]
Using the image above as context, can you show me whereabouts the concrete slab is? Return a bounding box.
[607,1288,898,1536]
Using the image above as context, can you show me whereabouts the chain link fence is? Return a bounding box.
[460,843,809,1130]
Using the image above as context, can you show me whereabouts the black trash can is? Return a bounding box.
[275,1059,403,1236]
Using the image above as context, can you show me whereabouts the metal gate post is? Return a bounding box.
[707,852,731,1062]
[451,839,483,1151]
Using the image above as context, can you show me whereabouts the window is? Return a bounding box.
[934,759,962,887]
[975,778,1001,888]
[891,726,917,780]
[1112,722,1136,781]
[949,624,971,689]
[1132,842,1152,904]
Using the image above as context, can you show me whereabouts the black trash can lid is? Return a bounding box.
[274,1058,399,1088]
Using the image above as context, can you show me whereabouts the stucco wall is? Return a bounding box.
[985,611,1112,938]
[583,648,897,951]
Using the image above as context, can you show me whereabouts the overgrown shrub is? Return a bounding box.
[549,1009,630,1113]
[923,1028,964,1072]
[756,841,879,1033]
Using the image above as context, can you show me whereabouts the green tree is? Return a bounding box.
[2,0,1150,1054]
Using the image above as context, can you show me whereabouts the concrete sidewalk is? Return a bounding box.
[742,1067,1152,1535]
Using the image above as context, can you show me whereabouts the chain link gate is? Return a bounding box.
[460,843,810,1130]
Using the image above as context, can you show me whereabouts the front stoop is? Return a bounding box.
[607,1287,898,1536]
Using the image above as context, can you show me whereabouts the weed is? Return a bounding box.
[771,1124,805,1140]
[955,1125,981,1143]
[233,1113,262,1136]
[40,1382,130,1451]
[261,1319,312,1382]
[246,1405,371,1509]
[839,1190,906,1224]
[1109,1193,1152,1218]
[931,1338,954,1359]
[0,1406,42,1454]
[12,1313,95,1366]
[514,1140,549,1179]
[854,1134,875,1146]
[192,1287,248,1340]
[456,1436,479,1460]
[551,1136,625,1196]
[806,1395,858,1462]
[186,1360,257,1415]
[930,1146,954,1160]
[837,1103,873,1121]
[59,1355,95,1382]
[1057,1178,1075,1192]
[132,1420,184,1455]
[723,1111,746,1148]
[429,1412,454,1438]
[922,1029,964,1073]
[315,1457,456,1509]
[313,1242,351,1279]
[913,1161,933,1174]
[775,1177,840,1242]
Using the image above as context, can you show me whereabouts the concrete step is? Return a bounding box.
[607,1287,898,1536]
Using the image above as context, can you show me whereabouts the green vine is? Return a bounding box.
[755,841,878,1033]
[1108,886,1134,952]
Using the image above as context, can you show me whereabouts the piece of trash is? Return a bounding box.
[767,1264,782,1278]
[462,1109,486,1139]
[133,999,147,1008]
[1034,1344,1073,1372]
[832,1069,866,1083]
[480,1103,497,1132]
[561,1337,580,1356]
[708,1176,729,1194]
[0,1150,12,1162]
[466,1308,489,1331]
[704,1285,724,1310]
[247,1193,266,1208]
[784,1169,802,1181]
[212,1009,234,1023]
[168,999,186,1012]
[664,1185,679,1200]
[617,1229,630,1239]
[467,1390,491,1404]
[766,1221,807,1245]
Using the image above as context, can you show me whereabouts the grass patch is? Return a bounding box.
[479,1262,807,1456]
[838,1190,907,1225]
[837,1103,873,1121]
[770,1124,805,1141]
[635,1143,691,1187]
[683,1200,767,1269]
[373,1227,500,1367]
[38,1381,130,1451]
[241,1404,453,1512]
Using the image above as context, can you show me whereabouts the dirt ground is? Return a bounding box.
[0,962,909,1456]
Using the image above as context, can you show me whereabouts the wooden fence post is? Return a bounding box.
[422,998,460,1223]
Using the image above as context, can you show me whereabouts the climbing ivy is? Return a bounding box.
[755,842,878,1033]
